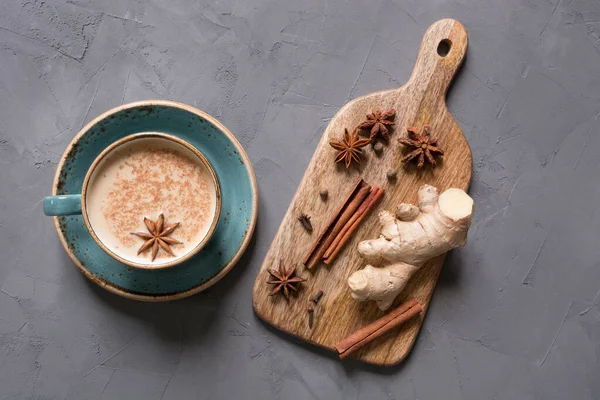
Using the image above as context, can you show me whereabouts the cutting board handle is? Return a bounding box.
[406,19,468,98]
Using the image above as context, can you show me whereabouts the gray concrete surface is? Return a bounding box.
[0,0,599,398]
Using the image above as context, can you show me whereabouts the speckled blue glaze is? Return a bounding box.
[52,102,256,300]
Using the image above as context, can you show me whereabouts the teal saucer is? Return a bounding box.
[51,101,257,301]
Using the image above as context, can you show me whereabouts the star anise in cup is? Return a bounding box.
[131,213,182,261]
[398,125,444,168]
[358,108,396,142]
[329,128,371,168]
[266,261,306,300]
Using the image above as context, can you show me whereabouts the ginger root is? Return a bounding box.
[347,184,474,310]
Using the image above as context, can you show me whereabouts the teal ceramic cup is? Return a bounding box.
[44,132,222,270]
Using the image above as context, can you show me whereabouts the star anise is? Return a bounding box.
[398,125,444,168]
[266,261,306,300]
[358,108,396,142]
[131,213,182,261]
[329,128,371,168]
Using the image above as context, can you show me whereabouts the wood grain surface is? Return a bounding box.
[252,19,472,366]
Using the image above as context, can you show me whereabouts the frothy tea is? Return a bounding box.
[85,135,218,266]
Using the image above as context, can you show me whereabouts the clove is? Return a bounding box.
[298,213,313,232]
[311,290,324,305]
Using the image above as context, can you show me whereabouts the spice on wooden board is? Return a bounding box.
[373,142,384,155]
[318,184,371,258]
[358,108,396,142]
[322,186,384,264]
[386,169,397,181]
[303,178,364,268]
[311,290,324,305]
[131,213,181,261]
[319,189,329,200]
[329,128,371,168]
[303,178,384,268]
[266,261,307,300]
[308,291,323,328]
[399,125,444,168]
[298,213,313,232]
[308,306,314,328]
[335,298,422,360]
[303,179,370,269]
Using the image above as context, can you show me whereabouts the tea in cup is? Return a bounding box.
[44,132,221,269]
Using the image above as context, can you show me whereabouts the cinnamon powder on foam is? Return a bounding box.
[100,146,213,252]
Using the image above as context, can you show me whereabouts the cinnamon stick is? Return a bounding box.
[323,187,384,263]
[304,179,370,269]
[316,184,370,259]
[335,298,422,360]
[303,178,364,268]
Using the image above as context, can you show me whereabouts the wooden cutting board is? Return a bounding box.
[252,19,471,366]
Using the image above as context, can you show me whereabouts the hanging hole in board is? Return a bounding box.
[437,39,452,57]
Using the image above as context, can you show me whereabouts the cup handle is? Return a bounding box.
[44,194,82,216]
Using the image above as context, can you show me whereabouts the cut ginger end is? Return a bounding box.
[438,188,474,221]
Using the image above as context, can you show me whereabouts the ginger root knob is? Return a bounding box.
[348,184,474,310]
